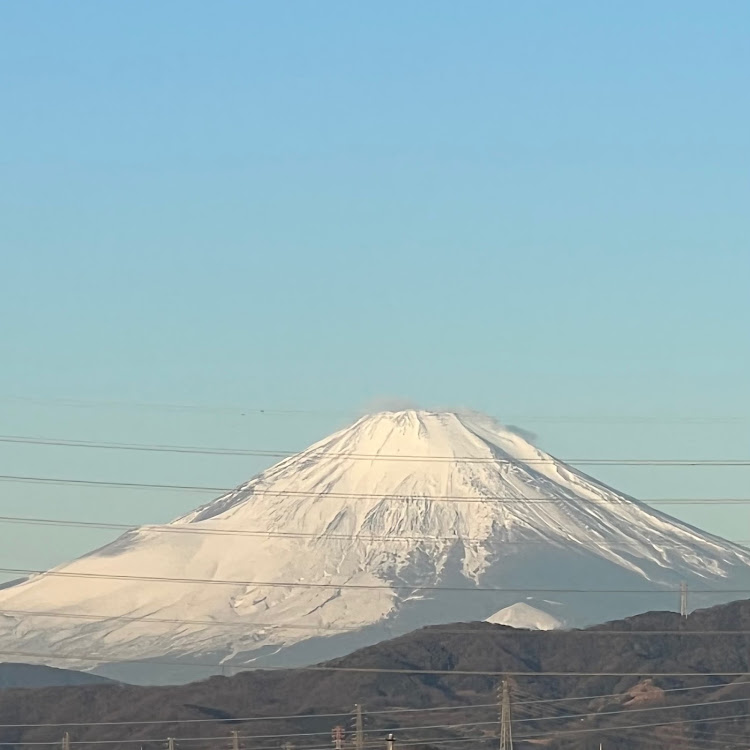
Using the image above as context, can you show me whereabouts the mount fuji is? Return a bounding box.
[1,409,749,684]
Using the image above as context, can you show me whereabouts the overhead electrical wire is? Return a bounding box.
[0,608,357,632]
[515,712,750,740]
[3,474,750,505]
[667,727,750,744]
[0,732,735,750]
[2,399,344,417]
[1,434,750,465]
[229,697,750,737]
[0,738,483,749]
[121,718,505,743]
[5,699,745,745]
[511,696,750,725]
[3,513,749,547]
[0,703,500,730]
[516,681,746,704]
[3,395,749,423]
[0,699,741,739]
[3,697,750,747]
[2,646,750,676]
[1,567,744,594]
[1,719,504,745]
[614,729,745,750]
[9,607,750,637]
[1,681,739,730]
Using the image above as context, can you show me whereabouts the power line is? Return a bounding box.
[516,711,750,740]
[0,396,353,417]
[6,719,502,745]
[3,474,750,505]
[9,607,750,637]
[1,682,736,730]
[1,694,747,740]
[169,718,503,743]
[3,697,750,747]
[0,729,733,750]
[3,513,749,546]
[0,702,501,730]
[512,696,750,725]
[12,738,506,750]
[82,698,750,743]
[0,435,314,458]
[0,738,456,749]
[0,475,227,493]
[3,647,750,676]
[4,396,749,423]
[666,727,750,744]
[0,608,356,631]
[0,734,730,750]
[2,567,745,594]
[617,727,747,750]
[2,434,750,465]
[516,681,746,704]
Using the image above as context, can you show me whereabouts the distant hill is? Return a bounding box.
[4,599,750,749]
[0,663,115,689]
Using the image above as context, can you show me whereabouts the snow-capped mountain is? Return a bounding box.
[485,603,564,630]
[1,409,749,684]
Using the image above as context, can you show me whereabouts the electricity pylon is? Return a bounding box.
[499,679,513,750]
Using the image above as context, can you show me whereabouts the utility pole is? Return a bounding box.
[62,733,71,750]
[386,733,395,750]
[332,726,345,750]
[498,679,513,750]
[354,704,364,750]
[167,737,175,750]
[231,730,240,750]
[680,581,688,619]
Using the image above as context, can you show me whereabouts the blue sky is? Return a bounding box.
[1,1,749,573]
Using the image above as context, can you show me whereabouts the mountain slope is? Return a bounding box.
[1,409,748,683]
[0,663,115,688]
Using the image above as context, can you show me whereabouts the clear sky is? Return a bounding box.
[1,1,749,576]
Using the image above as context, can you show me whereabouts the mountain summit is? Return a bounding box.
[2,410,749,683]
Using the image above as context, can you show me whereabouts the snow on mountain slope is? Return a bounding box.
[486,603,563,630]
[1,409,749,683]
